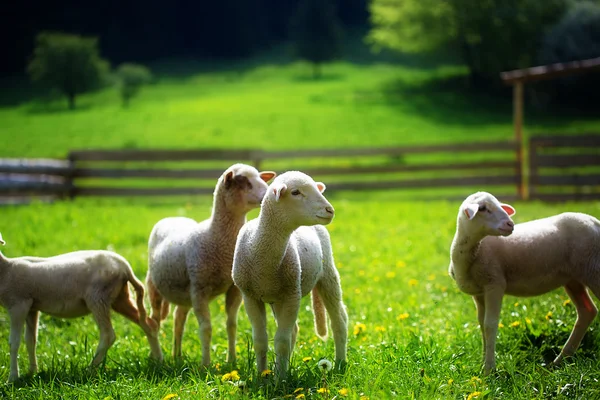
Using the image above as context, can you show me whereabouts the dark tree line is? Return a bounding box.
[2,0,367,77]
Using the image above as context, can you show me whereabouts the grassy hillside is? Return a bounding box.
[2,60,599,158]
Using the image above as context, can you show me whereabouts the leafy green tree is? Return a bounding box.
[28,32,110,110]
[291,0,343,79]
[367,0,568,84]
[115,63,152,107]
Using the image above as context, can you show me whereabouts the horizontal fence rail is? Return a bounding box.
[0,140,524,202]
[529,134,600,202]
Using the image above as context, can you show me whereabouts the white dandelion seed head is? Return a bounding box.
[317,358,333,372]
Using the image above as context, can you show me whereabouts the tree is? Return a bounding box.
[115,63,152,107]
[367,0,568,85]
[28,32,109,110]
[291,0,343,79]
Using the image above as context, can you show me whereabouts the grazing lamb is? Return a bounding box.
[449,191,600,375]
[0,233,162,382]
[232,171,348,377]
[146,164,276,365]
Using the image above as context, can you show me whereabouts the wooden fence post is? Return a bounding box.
[513,81,528,200]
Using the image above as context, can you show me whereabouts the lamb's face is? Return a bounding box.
[460,191,515,237]
[270,171,335,227]
[222,164,276,213]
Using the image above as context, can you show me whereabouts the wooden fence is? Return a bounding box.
[0,140,523,202]
[529,135,600,201]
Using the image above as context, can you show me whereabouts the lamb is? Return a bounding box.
[146,163,276,366]
[449,191,600,375]
[232,171,348,377]
[0,233,162,382]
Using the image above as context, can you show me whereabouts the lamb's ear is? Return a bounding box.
[501,203,516,216]
[224,170,235,183]
[463,203,479,220]
[259,171,277,182]
[316,182,326,193]
[0,232,5,246]
[273,183,287,202]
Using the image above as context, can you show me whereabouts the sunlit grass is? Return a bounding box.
[1,197,599,398]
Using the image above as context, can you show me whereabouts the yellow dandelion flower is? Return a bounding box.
[296,394,305,399]
[386,271,396,279]
[317,388,330,394]
[230,370,240,380]
[162,395,178,400]
[397,313,410,320]
[427,274,436,281]
[375,325,386,332]
[359,396,370,400]
[467,391,482,400]
[339,388,349,396]
[302,356,312,362]
[514,302,519,307]
[215,363,221,371]
[261,369,273,378]
[498,322,504,328]
[510,321,520,328]
[294,388,304,394]
[353,322,367,335]
[546,311,552,320]
[470,376,482,383]
[221,373,232,381]
[396,260,406,268]
[408,279,418,287]
[526,318,532,325]
[448,378,454,385]
[564,299,571,306]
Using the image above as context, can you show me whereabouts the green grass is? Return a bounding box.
[1,55,600,398]
[1,197,600,399]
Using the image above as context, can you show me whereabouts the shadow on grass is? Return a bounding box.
[366,74,600,128]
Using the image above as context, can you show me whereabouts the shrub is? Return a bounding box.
[115,63,152,107]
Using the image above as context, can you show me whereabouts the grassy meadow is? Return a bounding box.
[1,56,600,399]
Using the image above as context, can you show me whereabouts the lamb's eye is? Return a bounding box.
[291,189,301,196]
[479,205,487,212]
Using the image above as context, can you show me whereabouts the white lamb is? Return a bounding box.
[232,171,348,377]
[449,191,600,375]
[0,233,161,382]
[146,164,276,365]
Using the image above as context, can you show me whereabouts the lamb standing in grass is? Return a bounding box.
[146,164,276,365]
[449,191,600,375]
[232,171,348,377]
[0,233,161,382]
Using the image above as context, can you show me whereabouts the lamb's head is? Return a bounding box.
[267,171,335,227]
[459,191,516,237]
[217,163,276,213]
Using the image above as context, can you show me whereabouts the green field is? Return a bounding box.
[1,59,600,399]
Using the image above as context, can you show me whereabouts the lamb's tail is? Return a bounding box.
[126,268,158,333]
[312,288,328,340]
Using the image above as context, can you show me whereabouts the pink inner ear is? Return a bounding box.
[224,171,234,182]
[464,209,471,219]
[501,204,516,216]
[316,182,326,193]
[260,171,276,182]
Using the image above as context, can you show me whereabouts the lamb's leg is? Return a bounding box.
[191,291,212,366]
[242,294,268,374]
[225,285,243,365]
[24,310,39,376]
[316,279,348,368]
[552,281,598,366]
[482,286,504,375]
[271,300,300,378]
[173,305,190,358]
[473,295,486,363]
[7,302,31,382]
[88,303,117,367]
